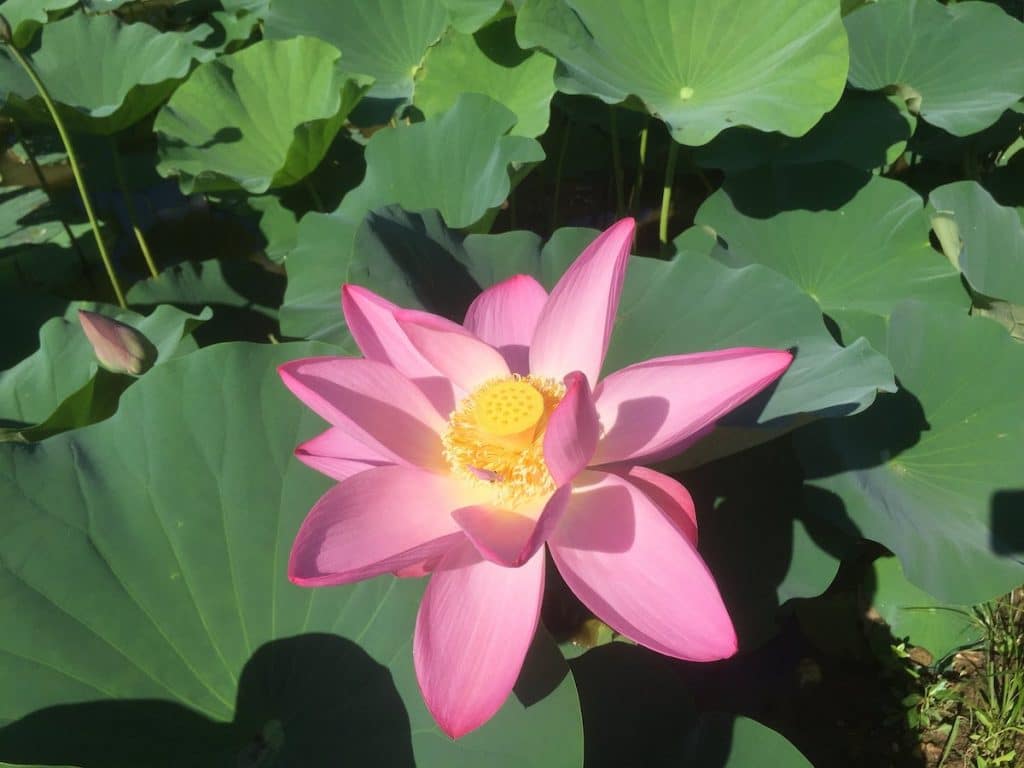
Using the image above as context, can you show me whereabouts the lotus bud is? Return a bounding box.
[77,310,157,376]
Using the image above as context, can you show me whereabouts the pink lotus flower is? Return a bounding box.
[279,218,792,738]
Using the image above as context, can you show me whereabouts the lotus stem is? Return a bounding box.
[628,118,649,210]
[110,137,159,278]
[551,115,571,233]
[2,38,126,306]
[304,177,325,213]
[659,140,679,245]
[609,106,625,215]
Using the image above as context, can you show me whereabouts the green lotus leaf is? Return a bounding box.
[414,19,556,138]
[0,302,209,441]
[798,301,1024,604]
[440,0,505,32]
[928,180,1024,305]
[0,13,211,134]
[683,714,813,768]
[155,37,369,194]
[0,0,78,46]
[695,90,916,173]
[341,93,542,225]
[696,172,967,350]
[515,0,849,146]
[265,0,448,98]
[680,438,847,648]
[126,259,284,346]
[279,95,543,340]
[249,195,298,265]
[845,0,1024,136]
[579,226,896,427]
[569,646,811,768]
[0,341,583,767]
[871,557,980,662]
[0,186,99,295]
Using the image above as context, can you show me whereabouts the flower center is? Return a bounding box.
[441,375,566,506]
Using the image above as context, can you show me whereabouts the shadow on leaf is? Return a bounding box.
[0,633,415,768]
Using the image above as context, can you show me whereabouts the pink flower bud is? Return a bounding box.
[77,310,156,375]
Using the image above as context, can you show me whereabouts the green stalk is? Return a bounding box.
[110,138,159,278]
[304,177,325,213]
[550,116,571,233]
[628,118,649,210]
[3,39,126,306]
[659,140,679,245]
[609,106,625,215]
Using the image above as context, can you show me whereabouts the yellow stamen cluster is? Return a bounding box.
[442,375,566,507]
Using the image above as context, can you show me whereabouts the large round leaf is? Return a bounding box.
[569,644,812,767]
[0,341,583,766]
[414,19,556,138]
[797,301,1024,604]
[155,37,369,194]
[515,0,849,145]
[845,0,1024,136]
[928,180,1024,305]
[566,226,896,425]
[871,557,980,662]
[265,0,448,98]
[0,13,211,134]
[696,172,967,349]
[279,95,543,340]
[683,714,813,768]
[440,0,505,33]
[0,0,78,46]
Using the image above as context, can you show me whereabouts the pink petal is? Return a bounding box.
[342,285,455,415]
[592,348,793,465]
[549,470,736,661]
[452,485,571,567]
[278,357,446,470]
[78,310,155,375]
[396,309,510,393]
[393,559,440,578]
[414,540,545,738]
[620,466,698,545]
[288,466,468,586]
[463,275,548,374]
[294,426,392,482]
[529,218,635,387]
[543,372,599,487]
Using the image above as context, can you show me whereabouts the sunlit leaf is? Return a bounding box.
[798,302,1024,604]
[697,171,966,350]
[279,96,543,340]
[928,180,1024,305]
[0,342,583,767]
[845,0,1024,136]
[265,0,448,98]
[516,0,849,145]
[155,37,369,194]
[414,19,556,138]
[871,557,980,661]
[0,13,211,134]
